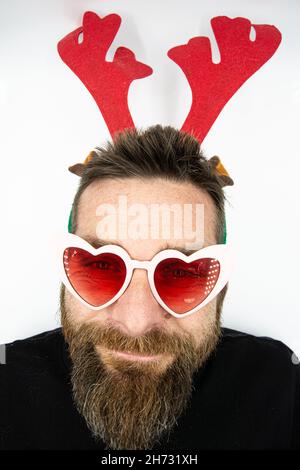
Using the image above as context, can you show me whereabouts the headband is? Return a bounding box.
[57,11,281,243]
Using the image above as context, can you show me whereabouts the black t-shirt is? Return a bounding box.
[0,327,299,450]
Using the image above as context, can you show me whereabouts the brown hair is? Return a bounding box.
[69,124,232,319]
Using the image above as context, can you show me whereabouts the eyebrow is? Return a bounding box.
[82,235,206,256]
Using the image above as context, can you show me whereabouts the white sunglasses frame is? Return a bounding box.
[58,233,233,319]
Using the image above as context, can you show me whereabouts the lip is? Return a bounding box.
[111,350,163,362]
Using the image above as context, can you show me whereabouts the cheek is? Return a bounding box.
[64,289,107,324]
[177,300,217,343]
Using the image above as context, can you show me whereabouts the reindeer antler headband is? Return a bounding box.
[57,11,282,240]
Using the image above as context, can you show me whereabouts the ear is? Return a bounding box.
[68,150,95,177]
[208,155,234,187]
[68,163,85,176]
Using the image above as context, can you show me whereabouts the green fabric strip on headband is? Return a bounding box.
[223,217,227,244]
[67,207,227,243]
[68,207,73,234]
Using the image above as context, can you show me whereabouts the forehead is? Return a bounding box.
[76,177,217,258]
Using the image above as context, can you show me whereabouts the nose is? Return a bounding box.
[108,268,169,336]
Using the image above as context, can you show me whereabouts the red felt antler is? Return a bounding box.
[168,16,282,143]
[57,11,153,138]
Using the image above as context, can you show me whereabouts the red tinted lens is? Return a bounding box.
[63,247,127,307]
[154,257,220,314]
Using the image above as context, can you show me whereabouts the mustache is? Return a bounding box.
[65,320,198,358]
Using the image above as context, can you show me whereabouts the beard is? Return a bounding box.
[60,284,221,450]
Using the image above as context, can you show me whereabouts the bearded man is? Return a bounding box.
[0,126,299,450]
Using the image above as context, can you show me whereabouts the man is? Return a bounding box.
[0,125,299,450]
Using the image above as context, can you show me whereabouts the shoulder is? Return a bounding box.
[217,326,299,390]
[220,326,295,361]
[0,329,69,449]
[0,328,68,416]
[0,328,66,379]
[218,327,300,449]
[3,327,64,356]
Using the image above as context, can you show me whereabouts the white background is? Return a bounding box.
[0,0,299,356]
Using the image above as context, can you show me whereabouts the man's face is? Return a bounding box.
[60,177,222,450]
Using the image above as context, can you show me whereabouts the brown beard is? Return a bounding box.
[60,284,221,450]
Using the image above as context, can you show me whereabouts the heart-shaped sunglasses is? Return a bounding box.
[58,233,233,318]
